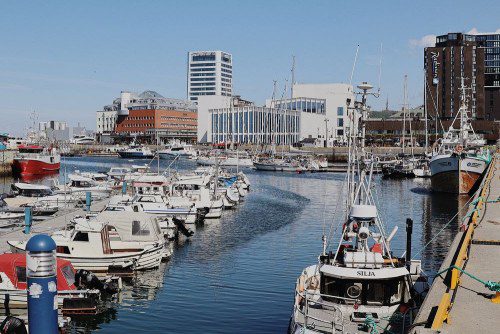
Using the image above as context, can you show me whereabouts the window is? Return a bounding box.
[132,220,150,236]
[16,266,26,283]
[61,265,75,286]
[73,232,89,242]
[192,54,215,62]
[337,107,344,116]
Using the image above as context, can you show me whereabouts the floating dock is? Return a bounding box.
[412,154,500,333]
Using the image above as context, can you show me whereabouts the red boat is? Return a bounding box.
[12,145,60,176]
[0,253,100,313]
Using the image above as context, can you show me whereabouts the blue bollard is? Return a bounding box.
[85,191,91,211]
[24,207,32,234]
[122,181,127,195]
[26,234,58,334]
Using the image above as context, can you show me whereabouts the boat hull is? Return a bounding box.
[430,155,487,194]
[12,158,60,175]
[117,152,154,159]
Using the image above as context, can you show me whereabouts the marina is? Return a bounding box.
[1,1,499,332]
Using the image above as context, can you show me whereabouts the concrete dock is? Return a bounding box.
[0,198,109,253]
[413,155,500,333]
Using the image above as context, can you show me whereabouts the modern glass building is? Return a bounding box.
[271,97,326,115]
[187,51,233,102]
[210,106,300,145]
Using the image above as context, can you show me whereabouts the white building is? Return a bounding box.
[197,83,353,146]
[187,51,233,102]
[96,91,136,135]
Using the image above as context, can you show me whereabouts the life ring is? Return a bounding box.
[455,145,463,153]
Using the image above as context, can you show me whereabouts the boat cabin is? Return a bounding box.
[11,182,54,197]
[0,253,77,291]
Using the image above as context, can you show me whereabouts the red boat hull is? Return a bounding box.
[12,159,60,175]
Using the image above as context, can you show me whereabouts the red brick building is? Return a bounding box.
[115,91,197,143]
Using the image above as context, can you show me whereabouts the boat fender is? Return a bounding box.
[455,145,463,153]
[305,276,319,290]
[0,316,27,334]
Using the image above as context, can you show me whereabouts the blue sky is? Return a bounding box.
[1,0,499,135]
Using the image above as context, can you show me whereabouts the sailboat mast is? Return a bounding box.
[424,70,428,154]
[402,75,407,155]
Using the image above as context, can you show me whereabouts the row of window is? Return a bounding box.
[159,123,196,128]
[190,92,216,96]
[122,123,154,127]
[191,72,215,77]
[221,77,231,83]
[221,73,232,78]
[159,116,195,121]
[190,77,216,82]
[192,55,216,62]
[190,67,215,72]
[191,87,216,92]
[190,62,215,67]
[221,67,232,74]
[191,82,216,87]
[221,63,232,69]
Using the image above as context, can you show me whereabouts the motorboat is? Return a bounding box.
[12,145,60,176]
[0,253,102,313]
[382,158,416,179]
[54,174,113,198]
[158,142,195,158]
[8,211,165,274]
[289,82,428,334]
[196,150,253,167]
[7,182,81,209]
[70,135,95,145]
[413,158,431,178]
[117,145,154,159]
[430,79,491,194]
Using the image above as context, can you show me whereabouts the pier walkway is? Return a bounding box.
[413,155,500,333]
[0,198,109,253]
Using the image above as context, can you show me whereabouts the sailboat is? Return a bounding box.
[288,82,428,334]
[429,78,491,194]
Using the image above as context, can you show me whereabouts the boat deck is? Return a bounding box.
[413,154,500,333]
[0,198,110,253]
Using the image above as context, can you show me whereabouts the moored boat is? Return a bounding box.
[12,145,60,176]
[430,79,491,194]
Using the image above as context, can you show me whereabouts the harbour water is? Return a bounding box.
[1,156,466,333]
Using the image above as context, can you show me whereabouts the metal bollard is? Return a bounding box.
[26,234,58,334]
[86,191,92,211]
[24,207,32,234]
[122,181,127,195]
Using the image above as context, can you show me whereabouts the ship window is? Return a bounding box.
[73,232,89,242]
[61,265,75,286]
[57,246,71,254]
[16,266,26,283]
[132,220,150,236]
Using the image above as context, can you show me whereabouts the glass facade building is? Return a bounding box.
[210,106,300,145]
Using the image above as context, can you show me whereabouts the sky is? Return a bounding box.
[1,0,499,136]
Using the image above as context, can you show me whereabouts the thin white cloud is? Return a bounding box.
[467,27,500,35]
[409,34,436,49]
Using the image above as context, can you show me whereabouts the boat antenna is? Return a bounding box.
[377,43,383,95]
[349,45,360,86]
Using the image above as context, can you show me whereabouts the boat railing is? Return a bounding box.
[294,290,347,333]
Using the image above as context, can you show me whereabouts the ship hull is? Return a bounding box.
[430,154,487,194]
[12,158,60,175]
[117,151,154,159]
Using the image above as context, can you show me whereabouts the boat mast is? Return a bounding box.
[424,70,429,155]
[402,75,407,155]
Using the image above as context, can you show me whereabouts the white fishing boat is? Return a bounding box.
[55,174,114,197]
[117,144,154,159]
[430,78,491,194]
[8,211,165,274]
[289,82,428,334]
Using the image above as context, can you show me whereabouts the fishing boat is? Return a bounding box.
[12,145,60,176]
[430,79,491,194]
[8,211,165,274]
[253,157,307,172]
[289,82,428,334]
[0,253,101,313]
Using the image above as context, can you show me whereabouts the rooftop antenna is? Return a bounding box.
[349,45,360,86]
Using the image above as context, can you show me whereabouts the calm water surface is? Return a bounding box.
[0,156,468,333]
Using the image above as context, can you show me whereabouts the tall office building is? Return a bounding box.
[424,32,500,121]
[187,51,233,102]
